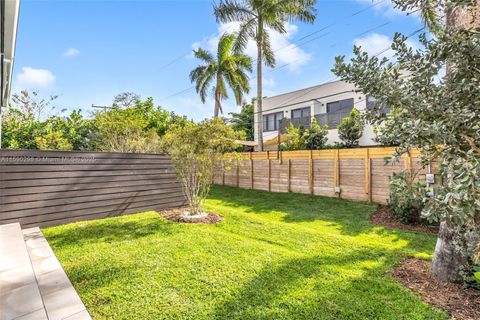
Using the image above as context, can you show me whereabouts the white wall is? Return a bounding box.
[254,80,378,147]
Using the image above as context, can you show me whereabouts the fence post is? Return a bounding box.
[236,158,240,187]
[222,160,225,185]
[364,148,372,203]
[334,149,340,198]
[250,152,254,189]
[267,151,271,192]
[309,150,313,195]
[288,159,292,192]
[405,154,413,180]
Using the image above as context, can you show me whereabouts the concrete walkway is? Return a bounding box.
[0,223,91,320]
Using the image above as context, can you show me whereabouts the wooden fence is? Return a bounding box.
[214,147,434,204]
[0,150,186,228]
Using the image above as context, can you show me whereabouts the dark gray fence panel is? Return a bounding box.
[0,150,186,228]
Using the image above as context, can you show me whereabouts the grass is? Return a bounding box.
[43,186,447,320]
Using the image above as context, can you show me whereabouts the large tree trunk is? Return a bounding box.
[256,44,263,151]
[214,92,221,118]
[430,0,480,283]
[432,221,468,283]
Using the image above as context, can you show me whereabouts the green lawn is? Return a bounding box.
[43,186,447,320]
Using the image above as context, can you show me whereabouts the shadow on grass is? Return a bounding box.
[45,214,177,249]
[208,186,436,252]
[212,247,446,320]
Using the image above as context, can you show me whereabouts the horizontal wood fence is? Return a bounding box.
[0,150,186,228]
[214,147,434,204]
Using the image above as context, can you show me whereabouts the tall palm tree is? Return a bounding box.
[190,33,253,118]
[214,0,317,150]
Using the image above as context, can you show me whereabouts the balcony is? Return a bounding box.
[279,111,353,134]
[279,117,311,133]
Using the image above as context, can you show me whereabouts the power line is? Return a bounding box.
[251,26,426,116]
[160,1,390,102]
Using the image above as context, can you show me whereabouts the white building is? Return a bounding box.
[254,80,379,150]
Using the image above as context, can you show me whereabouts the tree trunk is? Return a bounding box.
[214,91,221,118]
[430,0,480,283]
[256,42,264,151]
[432,221,468,283]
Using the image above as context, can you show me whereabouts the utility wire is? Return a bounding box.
[250,26,426,116]
[160,1,389,102]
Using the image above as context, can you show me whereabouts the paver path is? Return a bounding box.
[0,223,91,320]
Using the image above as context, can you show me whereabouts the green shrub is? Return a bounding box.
[389,172,426,224]
[280,119,328,151]
[303,118,329,150]
[337,108,364,148]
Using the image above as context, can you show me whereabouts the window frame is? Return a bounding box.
[262,111,284,132]
[291,107,311,119]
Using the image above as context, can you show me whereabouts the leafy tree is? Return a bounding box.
[372,107,403,146]
[333,0,480,283]
[280,123,305,151]
[228,99,254,140]
[11,90,59,121]
[304,118,329,150]
[94,106,160,153]
[113,92,141,108]
[46,110,97,150]
[214,0,317,150]
[34,124,73,151]
[190,33,252,117]
[94,97,189,153]
[161,118,242,215]
[336,108,364,148]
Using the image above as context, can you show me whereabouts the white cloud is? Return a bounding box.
[63,48,80,57]
[354,0,408,18]
[353,33,419,60]
[192,22,311,72]
[17,67,56,88]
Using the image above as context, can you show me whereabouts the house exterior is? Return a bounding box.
[254,80,379,150]
[0,0,20,148]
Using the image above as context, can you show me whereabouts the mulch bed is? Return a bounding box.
[160,208,223,224]
[392,258,480,320]
[370,205,439,234]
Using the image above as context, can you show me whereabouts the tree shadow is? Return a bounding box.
[212,248,446,319]
[208,186,436,253]
[44,213,177,249]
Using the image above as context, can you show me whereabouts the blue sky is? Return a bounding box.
[12,0,423,120]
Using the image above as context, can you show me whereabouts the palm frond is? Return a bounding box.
[193,48,216,64]
[218,33,236,62]
[214,0,256,23]
[261,31,276,67]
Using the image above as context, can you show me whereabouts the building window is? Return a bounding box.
[262,112,283,132]
[292,107,310,119]
[326,98,354,113]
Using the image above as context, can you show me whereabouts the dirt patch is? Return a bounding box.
[392,258,480,320]
[160,208,223,224]
[371,205,439,234]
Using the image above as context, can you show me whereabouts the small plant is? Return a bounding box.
[337,108,364,148]
[280,123,305,151]
[303,118,329,150]
[161,118,242,216]
[389,171,426,224]
[280,119,328,151]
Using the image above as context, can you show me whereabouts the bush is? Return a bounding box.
[389,172,426,224]
[337,108,364,147]
[303,118,329,150]
[280,119,328,151]
[280,124,305,151]
[160,118,242,215]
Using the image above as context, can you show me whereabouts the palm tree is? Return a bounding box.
[214,0,317,150]
[190,33,253,118]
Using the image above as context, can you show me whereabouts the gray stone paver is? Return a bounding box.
[0,224,92,320]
